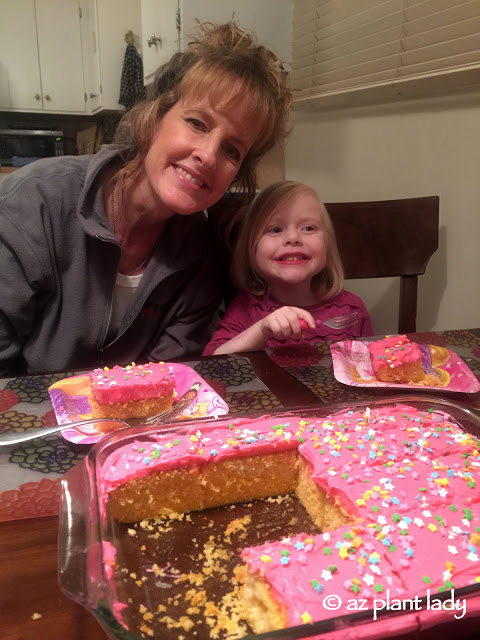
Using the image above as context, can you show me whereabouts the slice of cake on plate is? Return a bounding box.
[368,335,424,383]
[89,362,175,420]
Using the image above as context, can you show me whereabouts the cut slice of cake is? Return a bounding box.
[368,335,424,383]
[89,362,175,421]
[240,526,405,633]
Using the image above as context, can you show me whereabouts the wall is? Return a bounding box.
[285,90,480,335]
[181,0,293,62]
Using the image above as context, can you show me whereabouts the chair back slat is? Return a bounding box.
[326,197,439,280]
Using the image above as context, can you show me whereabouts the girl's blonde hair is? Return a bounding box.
[232,181,344,299]
[113,21,292,198]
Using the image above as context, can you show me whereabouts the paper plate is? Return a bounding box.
[330,340,480,393]
[48,363,229,444]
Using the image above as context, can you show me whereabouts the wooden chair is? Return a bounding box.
[208,195,439,334]
[325,196,439,334]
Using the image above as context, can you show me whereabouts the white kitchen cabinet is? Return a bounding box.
[79,0,103,113]
[0,0,43,111]
[0,0,88,113]
[36,0,87,112]
[141,0,180,84]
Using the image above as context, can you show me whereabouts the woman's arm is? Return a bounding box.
[0,239,38,376]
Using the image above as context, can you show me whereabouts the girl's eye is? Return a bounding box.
[303,225,316,232]
[270,226,283,233]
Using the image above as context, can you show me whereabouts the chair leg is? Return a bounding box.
[399,275,417,334]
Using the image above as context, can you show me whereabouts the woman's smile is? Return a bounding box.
[173,165,208,189]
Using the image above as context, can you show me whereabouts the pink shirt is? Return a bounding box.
[202,290,374,356]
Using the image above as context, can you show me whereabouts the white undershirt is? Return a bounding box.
[107,272,143,342]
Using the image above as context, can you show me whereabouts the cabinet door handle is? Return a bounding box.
[34,94,41,101]
[90,93,99,98]
[44,94,51,101]
[147,34,161,47]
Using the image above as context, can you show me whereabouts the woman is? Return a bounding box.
[0,22,291,376]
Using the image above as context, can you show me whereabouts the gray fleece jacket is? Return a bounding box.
[0,146,222,376]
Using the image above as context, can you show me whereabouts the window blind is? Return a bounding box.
[291,0,480,108]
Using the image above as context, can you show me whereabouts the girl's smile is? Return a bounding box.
[275,252,310,263]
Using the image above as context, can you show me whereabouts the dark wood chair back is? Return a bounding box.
[325,196,439,333]
[208,195,439,334]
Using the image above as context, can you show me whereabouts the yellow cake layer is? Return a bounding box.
[242,567,289,634]
[295,457,353,530]
[108,450,299,522]
[89,393,173,422]
[375,359,424,384]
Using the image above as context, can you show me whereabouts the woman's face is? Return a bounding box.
[143,95,259,216]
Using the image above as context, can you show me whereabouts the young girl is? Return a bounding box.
[203,181,373,355]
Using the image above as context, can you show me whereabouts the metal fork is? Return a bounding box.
[300,312,359,331]
[0,417,131,446]
[0,411,214,445]
[321,311,359,330]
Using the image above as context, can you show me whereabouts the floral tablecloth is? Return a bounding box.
[0,356,280,522]
[268,330,480,406]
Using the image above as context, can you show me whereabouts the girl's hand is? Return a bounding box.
[260,307,316,341]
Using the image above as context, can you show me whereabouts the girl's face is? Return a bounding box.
[254,191,328,295]
[141,95,259,217]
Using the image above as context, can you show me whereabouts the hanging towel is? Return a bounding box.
[119,43,146,109]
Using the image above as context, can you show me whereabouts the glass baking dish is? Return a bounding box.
[59,395,480,640]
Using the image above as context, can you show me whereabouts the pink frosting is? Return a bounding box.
[100,415,309,493]
[368,336,422,374]
[89,362,175,404]
[87,541,128,628]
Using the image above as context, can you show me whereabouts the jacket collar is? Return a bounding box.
[76,145,210,273]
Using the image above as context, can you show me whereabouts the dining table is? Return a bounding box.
[2,328,480,640]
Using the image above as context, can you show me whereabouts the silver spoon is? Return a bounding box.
[0,417,130,446]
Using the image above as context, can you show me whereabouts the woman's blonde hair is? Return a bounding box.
[232,181,344,300]
[113,21,292,198]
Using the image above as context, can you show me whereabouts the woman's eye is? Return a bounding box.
[187,118,205,130]
[224,144,240,161]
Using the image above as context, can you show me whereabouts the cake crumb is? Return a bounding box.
[158,614,195,632]
[224,515,251,543]
[31,613,42,620]
[139,623,154,636]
